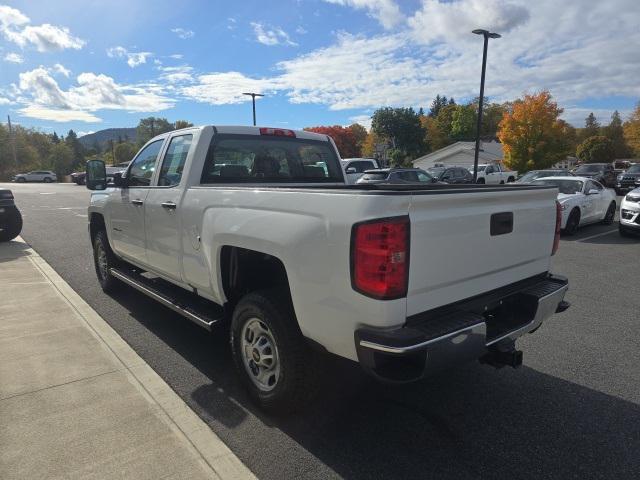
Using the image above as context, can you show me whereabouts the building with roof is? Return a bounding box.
[412,141,503,170]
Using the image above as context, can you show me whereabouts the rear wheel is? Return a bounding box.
[477,178,485,184]
[16,177,25,183]
[564,209,580,235]
[92,230,121,293]
[602,201,616,225]
[507,176,515,183]
[0,207,22,242]
[230,288,318,413]
[43,177,52,183]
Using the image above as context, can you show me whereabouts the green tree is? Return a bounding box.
[428,95,449,117]
[479,102,507,138]
[388,149,411,168]
[605,110,629,158]
[114,142,138,164]
[434,103,457,144]
[579,112,601,142]
[137,117,174,145]
[372,107,427,157]
[174,120,194,130]
[65,129,85,170]
[450,105,475,140]
[576,135,615,163]
[498,91,571,172]
[46,143,74,178]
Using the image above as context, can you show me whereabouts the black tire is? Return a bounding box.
[0,207,23,242]
[230,289,318,414]
[602,201,616,225]
[92,230,121,293]
[564,208,580,235]
[507,176,515,183]
[16,177,26,183]
[615,188,622,196]
[43,177,52,183]
[477,178,485,184]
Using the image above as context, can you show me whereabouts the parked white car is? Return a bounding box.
[341,158,379,184]
[532,176,617,235]
[619,187,640,237]
[14,170,57,183]
[472,163,517,184]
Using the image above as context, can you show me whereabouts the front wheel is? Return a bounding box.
[564,209,580,235]
[93,230,121,293]
[0,206,22,242]
[602,201,616,225]
[476,178,485,184]
[16,177,25,183]
[43,177,52,183]
[230,289,318,414]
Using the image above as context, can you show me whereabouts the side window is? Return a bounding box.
[158,135,193,186]
[592,181,603,191]
[399,171,419,182]
[349,161,375,173]
[417,171,432,183]
[128,140,164,187]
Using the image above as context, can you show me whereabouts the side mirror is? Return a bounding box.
[112,171,127,188]
[86,160,107,191]
[345,167,356,174]
[587,189,600,195]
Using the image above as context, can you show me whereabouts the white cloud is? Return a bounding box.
[349,114,372,130]
[18,105,101,122]
[323,0,403,29]
[52,63,70,77]
[4,52,23,63]
[17,67,174,123]
[0,97,11,105]
[181,72,279,105]
[107,46,152,67]
[295,26,307,35]
[0,6,84,52]
[77,130,95,137]
[171,27,194,39]
[251,22,297,46]
[169,53,183,59]
[158,65,194,84]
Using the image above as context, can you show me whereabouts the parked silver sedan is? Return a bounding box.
[14,170,57,183]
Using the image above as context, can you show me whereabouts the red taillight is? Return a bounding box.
[552,201,561,255]
[259,127,296,137]
[351,216,410,300]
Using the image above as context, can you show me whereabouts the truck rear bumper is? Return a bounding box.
[354,274,569,382]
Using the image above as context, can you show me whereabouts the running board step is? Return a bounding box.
[110,267,223,331]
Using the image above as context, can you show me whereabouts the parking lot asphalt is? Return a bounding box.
[3,181,640,480]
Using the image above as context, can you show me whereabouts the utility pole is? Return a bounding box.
[242,92,264,126]
[471,29,501,182]
[7,115,18,168]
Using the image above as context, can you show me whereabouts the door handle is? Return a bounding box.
[131,199,144,206]
[161,201,177,210]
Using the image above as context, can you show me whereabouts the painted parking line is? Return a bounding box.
[577,229,618,242]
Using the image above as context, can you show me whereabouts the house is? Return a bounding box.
[413,141,503,170]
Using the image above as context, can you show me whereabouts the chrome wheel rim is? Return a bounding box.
[97,243,108,280]
[240,317,280,392]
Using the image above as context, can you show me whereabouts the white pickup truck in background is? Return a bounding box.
[341,157,379,184]
[85,125,569,413]
[474,163,518,184]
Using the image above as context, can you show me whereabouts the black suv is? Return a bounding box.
[0,189,23,242]
[615,164,640,195]
[573,163,616,188]
[427,166,474,184]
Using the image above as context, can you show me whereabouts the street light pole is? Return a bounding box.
[242,92,264,126]
[471,29,500,182]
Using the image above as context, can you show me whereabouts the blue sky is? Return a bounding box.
[1,0,639,136]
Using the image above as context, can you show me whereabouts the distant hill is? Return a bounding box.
[79,128,137,149]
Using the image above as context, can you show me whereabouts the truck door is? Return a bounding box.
[109,139,164,264]
[144,134,193,282]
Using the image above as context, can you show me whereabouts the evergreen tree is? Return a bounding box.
[584,112,600,138]
[52,132,60,144]
[605,110,629,158]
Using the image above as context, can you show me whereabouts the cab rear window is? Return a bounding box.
[200,134,343,184]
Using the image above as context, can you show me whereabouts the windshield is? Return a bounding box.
[201,134,343,183]
[575,164,603,173]
[533,179,584,194]
[626,165,640,173]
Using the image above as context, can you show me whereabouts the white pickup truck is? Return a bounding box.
[474,163,517,184]
[85,125,569,412]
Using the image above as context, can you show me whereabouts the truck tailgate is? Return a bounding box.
[406,187,557,316]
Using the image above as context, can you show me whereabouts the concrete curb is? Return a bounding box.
[21,238,256,480]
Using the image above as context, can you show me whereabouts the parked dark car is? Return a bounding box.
[70,171,86,185]
[0,189,23,242]
[615,164,640,195]
[427,166,474,184]
[572,163,616,188]
[356,168,437,185]
[516,169,573,183]
[72,161,130,186]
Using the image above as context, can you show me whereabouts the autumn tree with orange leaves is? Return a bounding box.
[498,91,572,172]
[303,125,361,158]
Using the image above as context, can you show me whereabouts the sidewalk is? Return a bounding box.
[0,238,255,480]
